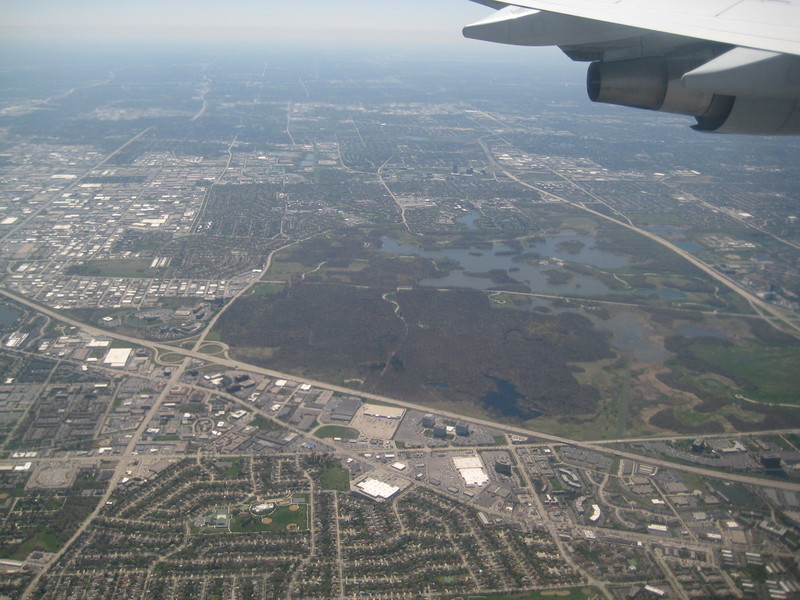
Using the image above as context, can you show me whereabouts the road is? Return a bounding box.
[20,359,191,599]
[2,286,799,494]
[190,234,315,353]
[377,156,409,232]
[511,445,612,598]
[500,162,800,337]
[0,126,153,246]
[472,113,800,338]
[4,283,797,600]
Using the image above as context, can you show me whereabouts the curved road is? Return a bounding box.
[472,114,800,338]
[2,287,799,494]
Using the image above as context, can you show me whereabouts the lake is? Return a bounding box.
[455,212,480,230]
[593,313,670,362]
[0,305,21,326]
[380,234,677,362]
[380,234,632,296]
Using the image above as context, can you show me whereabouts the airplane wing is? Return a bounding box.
[463,0,800,134]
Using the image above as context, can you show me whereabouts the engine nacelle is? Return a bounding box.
[587,57,731,119]
[694,97,800,135]
[586,57,800,134]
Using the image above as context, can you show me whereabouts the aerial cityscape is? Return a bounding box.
[0,40,799,600]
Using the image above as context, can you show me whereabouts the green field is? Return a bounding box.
[203,330,222,342]
[691,344,800,405]
[248,282,286,296]
[321,463,350,491]
[230,503,308,533]
[197,342,227,357]
[517,172,565,183]
[315,425,359,439]
[157,351,185,364]
[9,530,61,560]
[68,258,156,278]
[219,458,242,478]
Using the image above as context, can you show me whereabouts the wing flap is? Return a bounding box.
[498,0,800,56]
[683,48,800,99]
[463,6,645,47]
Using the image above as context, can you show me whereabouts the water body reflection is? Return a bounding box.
[0,305,21,326]
[593,314,670,363]
[380,235,681,363]
[380,235,630,295]
[482,375,543,419]
[509,296,669,363]
[455,212,480,230]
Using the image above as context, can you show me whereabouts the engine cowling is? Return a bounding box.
[694,97,800,134]
[586,57,800,134]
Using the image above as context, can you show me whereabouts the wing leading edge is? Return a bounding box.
[463,0,800,134]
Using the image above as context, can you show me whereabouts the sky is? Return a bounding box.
[2,0,496,46]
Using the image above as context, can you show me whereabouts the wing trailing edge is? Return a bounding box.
[462,0,800,134]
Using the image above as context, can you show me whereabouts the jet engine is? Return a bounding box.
[586,56,800,134]
[463,4,800,135]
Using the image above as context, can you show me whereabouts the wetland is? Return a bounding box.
[217,225,800,438]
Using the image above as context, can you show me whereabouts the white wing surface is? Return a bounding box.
[463,0,800,133]
[496,0,800,56]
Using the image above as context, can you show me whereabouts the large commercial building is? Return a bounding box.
[453,456,489,487]
[356,478,400,500]
[330,397,361,422]
[103,348,132,368]
[363,404,405,419]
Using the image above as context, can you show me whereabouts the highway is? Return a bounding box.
[5,283,799,600]
[472,112,800,338]
[2,286,799,494]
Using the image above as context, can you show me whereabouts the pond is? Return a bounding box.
[633,288,687,300]
[455,212,480,230]
[380,235,632,296]
[380,235,679,363]
[0,305,21,326]
[499,296,670,363]
[594,313,670,362]
[482,375,543,419]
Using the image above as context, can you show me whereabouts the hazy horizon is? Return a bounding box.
[3,0,493,44]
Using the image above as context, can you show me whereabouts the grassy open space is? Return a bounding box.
[156,351,185,364]
[203,329,222,342]
[164,335,199,348]
[9,530,61,560]
[68,258,157,278]
[247,282,286,296]
[315,425,359,439]
[690,343,800,405]
[517,172,565,183]
[230,503,308,533]
[198,342,227,357]
[219,458,241,478]
[320,462,350,491]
